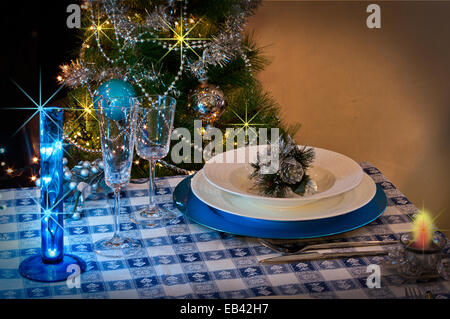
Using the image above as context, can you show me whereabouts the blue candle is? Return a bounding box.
[19,107,86,282]
[40,108,64,263]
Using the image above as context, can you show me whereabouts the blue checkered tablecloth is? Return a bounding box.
[0,162,448,299]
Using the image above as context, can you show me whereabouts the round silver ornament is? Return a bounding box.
[62,157,68,166]
[80,168,90,178]
[64,171,73,180]
[91,166,99,174]
[69,182,77,190]
[98,161,105,170]
[82,161,91,169]
[189,81,227,124]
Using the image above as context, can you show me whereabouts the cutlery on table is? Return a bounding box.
[404,287,425,299]
[404,287,435,299]
[258,238,398,255]
[259,249,388,264]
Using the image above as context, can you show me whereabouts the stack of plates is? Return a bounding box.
[173,145,387,239]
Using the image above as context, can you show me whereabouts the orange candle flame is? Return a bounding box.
[411,211,434,250]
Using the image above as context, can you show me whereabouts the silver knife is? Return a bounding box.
[259,249,388,264]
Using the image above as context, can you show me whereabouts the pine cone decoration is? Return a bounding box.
[280,158,304,184]
[249,134,316,198]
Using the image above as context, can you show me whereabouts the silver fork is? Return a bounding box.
[258,238,398,255]
[404,287,424,299]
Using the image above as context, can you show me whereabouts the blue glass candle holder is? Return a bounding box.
[19,108,86,282]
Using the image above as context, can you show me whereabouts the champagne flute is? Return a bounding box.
[130,95,177,227]
[94,96,142,258]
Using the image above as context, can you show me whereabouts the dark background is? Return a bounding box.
[1,1,77,188]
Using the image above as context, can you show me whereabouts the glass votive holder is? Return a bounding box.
[387,232,447,280]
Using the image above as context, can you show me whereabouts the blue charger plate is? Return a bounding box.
[173,176,387,239]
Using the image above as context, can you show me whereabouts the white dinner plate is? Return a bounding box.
[192,170,376,221]
[203,145,364,208]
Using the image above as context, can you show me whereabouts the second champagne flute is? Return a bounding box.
[131,95,177,227]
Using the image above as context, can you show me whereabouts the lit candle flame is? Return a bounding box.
[411,210,434,250]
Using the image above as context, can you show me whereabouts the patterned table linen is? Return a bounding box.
[0,162,448,299]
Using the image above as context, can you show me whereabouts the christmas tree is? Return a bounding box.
[59,0,292,178]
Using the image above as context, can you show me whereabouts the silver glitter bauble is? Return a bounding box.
[62,157,68,166]
[98,161,105,170]
[80,168,90,178]
[91,166,99,174]
[82,161,91,169]
[69,182,77,190]
[189,81,227,124]
[64,170,73,180]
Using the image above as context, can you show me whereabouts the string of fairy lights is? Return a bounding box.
[0,146,40,183]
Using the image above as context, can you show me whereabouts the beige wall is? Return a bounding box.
[247,1,450,234]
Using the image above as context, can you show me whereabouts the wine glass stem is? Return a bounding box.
[112,188,121,240]
[148,159,156,209]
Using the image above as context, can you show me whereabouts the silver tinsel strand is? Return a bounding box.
[145,5,173,31]
[188,0,261,78]
[62,0,262,86]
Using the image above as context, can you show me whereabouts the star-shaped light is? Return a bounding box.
[85,17,113,42]
[7,69,65,137]
[6,69,96,158]
[14,179,74,234]
[71,90,98,123]
[230,105,267,137]
[149,6,209,69]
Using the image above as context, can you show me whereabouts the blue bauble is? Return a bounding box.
[94,79,137,121]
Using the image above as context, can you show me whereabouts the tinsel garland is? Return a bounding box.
[61,0,261,88]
